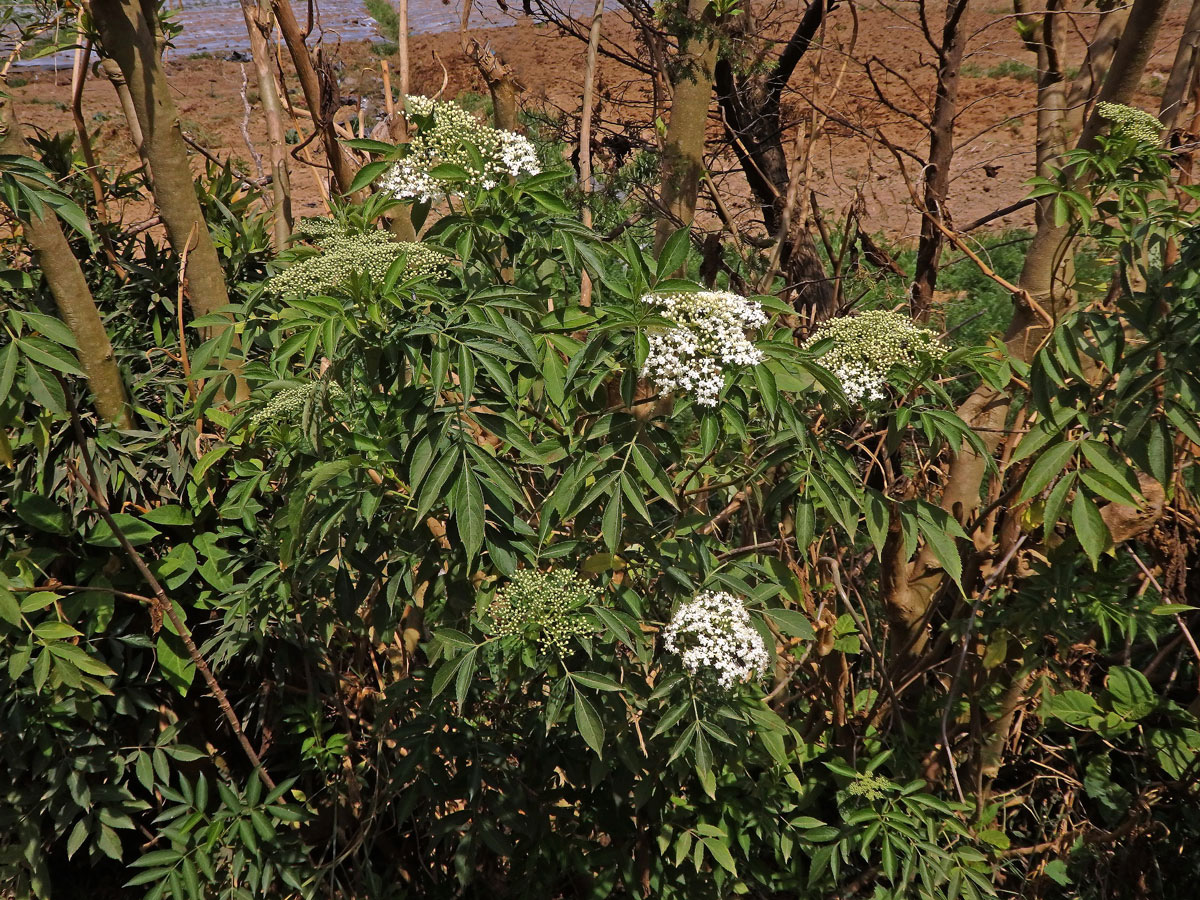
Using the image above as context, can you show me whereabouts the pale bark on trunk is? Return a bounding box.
[465,38,524,133]
[89,0,232,326]
[240,0,293,250]
[1018,0,1170,307]
[0,97,131,427]
[910,0,970,320]
[1022,2,1127,227]
[485,67,521,134]
[458,0,523,132]
[1031,0,1069,182]
[1061,7,1128,143]
[271,0,359,196]
[1159,0,1200,131]
[654,0,719,253]
[70,35,109,220]
[578,0,605,306]
[98,55,149,178]
[397,0,412,100]
[387,208,419,241]
[881,0,1171,660]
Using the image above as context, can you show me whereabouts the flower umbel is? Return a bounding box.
[266,218,448,295]
[250,381,346,429]
[641,290,768,406]
[1097,102,1164,143]
[847,772,892,801]
[663,591,770,690]
[489,569,596,654]
[378,95,541,202]
[803,309,948,404]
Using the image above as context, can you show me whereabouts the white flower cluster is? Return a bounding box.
[404,95,438,117]
[379,159,441,206]
[641,290,767,407]
[802,309,948,405]
[829,360,886,404]
[377,95,541,202]
[663,591,770,690]
[498,131,540,176]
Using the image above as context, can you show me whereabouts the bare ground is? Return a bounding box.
[10,0,1192,246]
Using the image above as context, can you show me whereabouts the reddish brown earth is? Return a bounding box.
[10,0,1191,243]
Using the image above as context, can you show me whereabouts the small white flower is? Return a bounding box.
[378,159,443,204]
[404,94,437,117]
[663,591,770,690]
[829,360,887,404]
[497,130,541,177]
[641,290,767,407]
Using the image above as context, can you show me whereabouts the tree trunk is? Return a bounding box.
[714,61,789,233]
[89,0,232,326]
[654,0,719,252]
[1017,0,1171,309]
[1031,0,1069,179]
[271,0,359,196]
[782,221,836,323]
[1016,0,1127,230]
[1159,0,1200,131]
[713,0,836,317]
[240,0,293,250]
[98,55,149,179]
[0,96,131,427]
[465,39,524,133]
[880,0,1172,660]
[910,0,970,320]
[715,0,832,235]
[397,0,412,101]
[1062,7,1129,143]
[578,0,605,306]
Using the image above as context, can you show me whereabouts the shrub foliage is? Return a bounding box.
[1,89,1199,900]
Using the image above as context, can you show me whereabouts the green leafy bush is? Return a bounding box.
[1,95,1199,900]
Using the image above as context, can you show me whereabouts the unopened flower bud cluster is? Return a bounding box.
[1097,102,1163,143]
[663,591,770,690]
[641,290,768,407]
[292,217,345,240]
[378,95,541,202]
[803,309,948,404]
[267,219,448,295]
[250,381,346,428]
[489,569,597,654]
[847,772,891,801]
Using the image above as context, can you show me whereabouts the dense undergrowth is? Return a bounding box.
[1,80,1199,900]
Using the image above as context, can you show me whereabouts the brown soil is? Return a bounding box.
[10,1,1191,244]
